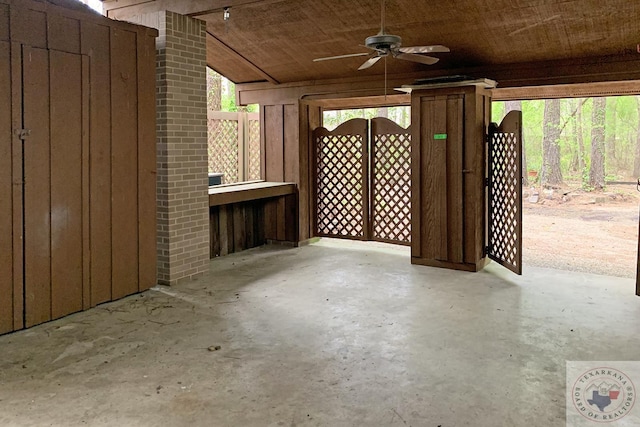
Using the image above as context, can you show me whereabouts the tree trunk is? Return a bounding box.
[633,97,640,177]
[376,107,389,118]
[569,99,579,172]
[206,68,222,111]
[589,97,606,190]
[504,100,527,185]
[540,99,563,186]
[626,128,633,172]
[606,97,617,166]
[576,100,586,182]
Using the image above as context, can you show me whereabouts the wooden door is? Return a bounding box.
[22,47,89,326]
[487,110,523,275]
[412,94,465,263]
[410,86,491,271]
[370,117,411,245]
[312,118,369,240]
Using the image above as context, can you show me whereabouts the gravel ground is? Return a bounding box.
[522,184,639,278]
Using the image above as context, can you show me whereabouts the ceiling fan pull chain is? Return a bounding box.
[384,55,388,102]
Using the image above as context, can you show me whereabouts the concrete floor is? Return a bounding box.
[1,239,639,426]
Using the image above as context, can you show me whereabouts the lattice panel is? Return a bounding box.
[488,125,522,273]
[208,118,239,184]
[315,125,367,238]
[248,119,261,181]
[371,128,411,244]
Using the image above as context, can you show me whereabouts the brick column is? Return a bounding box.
[154,12,209,284]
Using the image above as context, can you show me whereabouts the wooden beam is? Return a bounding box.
[308,94,410,109]
[492,80,640,101]
[237,74,420,105]
[102,0,153,12]
[237,53,640,105]
[186,0,285,17]
[206,31,279,84]
[103,0,281,18]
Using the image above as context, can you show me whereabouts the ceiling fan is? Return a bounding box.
[313,0,450,70]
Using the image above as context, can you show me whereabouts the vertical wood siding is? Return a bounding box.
[261,103,303,242]
[0,39,13,334]
[0,0,157,333]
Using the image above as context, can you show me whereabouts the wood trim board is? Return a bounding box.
[209,181,296,206]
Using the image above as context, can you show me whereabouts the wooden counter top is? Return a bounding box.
[208,181,296,206]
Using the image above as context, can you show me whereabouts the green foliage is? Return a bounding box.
[221,93,258,113]
[322,107,410,131]
[491,102,505,124]
[207,67,258,113]
[494,96,640,189]
[312,94,640,193]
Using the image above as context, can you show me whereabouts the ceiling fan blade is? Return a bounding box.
[398,45,450,54]
[313,52,371,62]
[396,52,439,65]
[358,55,382,70]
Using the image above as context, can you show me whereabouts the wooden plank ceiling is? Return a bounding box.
[103,0,640,85]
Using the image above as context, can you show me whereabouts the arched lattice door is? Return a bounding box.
[312,117,412,245]
[312,119,369,240]
[371,118,411,245]
[487,110,523,275]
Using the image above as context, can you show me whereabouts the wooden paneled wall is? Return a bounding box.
[0,35,12,332]
[261,103,313,241]
[0,0,157,334]
[262,104,299,182]
[299,102,322,241]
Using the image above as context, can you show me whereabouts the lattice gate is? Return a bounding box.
[371,118,412,245]
[313,119,369,239]
[312,117,412,245]
[487,110,523,275]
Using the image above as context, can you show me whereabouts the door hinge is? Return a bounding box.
[15,129,31,140]
[484,177,489,187]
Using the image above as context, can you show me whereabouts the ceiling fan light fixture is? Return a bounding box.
[311,0,448,70]
[365,34,402,51]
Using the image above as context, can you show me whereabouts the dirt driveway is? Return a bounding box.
[522,183,639,278]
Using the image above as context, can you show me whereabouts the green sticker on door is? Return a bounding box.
[434,133,447,140]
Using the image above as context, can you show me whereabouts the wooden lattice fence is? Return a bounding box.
[248,118,261,181]
[208,111,260,184]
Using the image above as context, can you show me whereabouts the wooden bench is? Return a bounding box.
[209,181,298,257]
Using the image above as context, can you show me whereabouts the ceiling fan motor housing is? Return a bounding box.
[365,34,402,51]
